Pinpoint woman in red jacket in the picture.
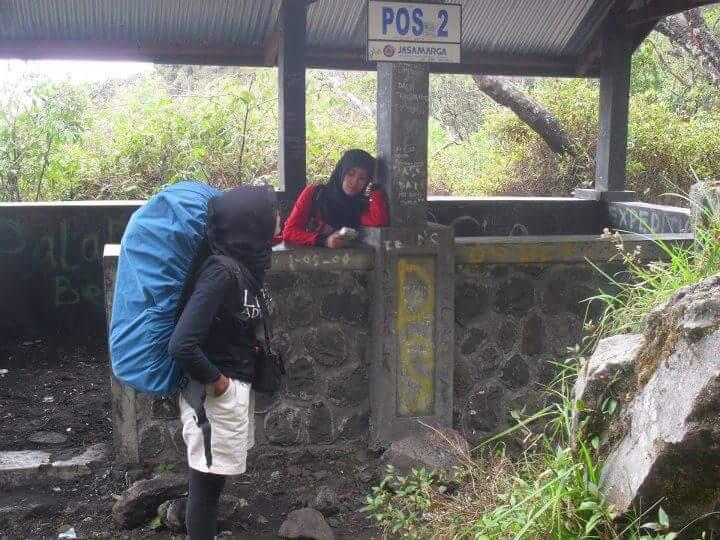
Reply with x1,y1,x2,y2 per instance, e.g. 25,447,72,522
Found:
282,149,388,248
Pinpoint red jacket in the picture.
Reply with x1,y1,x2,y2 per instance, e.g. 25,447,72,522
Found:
282,184,388,246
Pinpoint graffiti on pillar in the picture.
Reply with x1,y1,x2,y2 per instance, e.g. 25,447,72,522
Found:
396,256,436,416
393,152,426,207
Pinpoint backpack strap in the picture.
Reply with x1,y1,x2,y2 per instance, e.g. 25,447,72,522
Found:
175,237,211,324
178,377,213,468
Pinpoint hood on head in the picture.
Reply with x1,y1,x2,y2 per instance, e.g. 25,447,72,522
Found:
206,185,277,282
330,149,376,192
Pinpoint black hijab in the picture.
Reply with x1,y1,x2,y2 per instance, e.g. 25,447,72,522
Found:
205,185,278,288
316,149,376,229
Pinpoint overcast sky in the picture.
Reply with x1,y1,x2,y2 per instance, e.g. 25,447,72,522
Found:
1,59,153,83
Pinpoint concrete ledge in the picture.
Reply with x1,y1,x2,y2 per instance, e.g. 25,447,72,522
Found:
606,201,691,234
270,244,374,272
455,234,693,264
103,244,375,273
108,233,695,269
0,444,109,488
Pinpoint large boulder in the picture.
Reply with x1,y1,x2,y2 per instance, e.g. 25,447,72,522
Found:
112,474,188,529
571,334,644,442
597,275,720,528
279,508,335,540
380,427,470,478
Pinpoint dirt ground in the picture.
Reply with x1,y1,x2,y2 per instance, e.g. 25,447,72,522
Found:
0,338,381,539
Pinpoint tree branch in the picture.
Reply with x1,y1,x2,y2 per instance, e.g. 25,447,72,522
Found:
647,38,691,86
472,75,576,157
684,7,720,78
655,12,720,89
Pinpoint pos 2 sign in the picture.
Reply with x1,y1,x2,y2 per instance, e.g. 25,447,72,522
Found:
367,1,462,64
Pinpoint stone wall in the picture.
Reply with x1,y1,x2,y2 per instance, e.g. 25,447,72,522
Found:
453,262,609,445
127,268,372,462
450,235,691,446
2,197,618,339
105,245,374,464
105,235,693,463
259,269,371,447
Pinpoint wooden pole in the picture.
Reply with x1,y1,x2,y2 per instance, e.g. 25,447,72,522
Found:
278,0,307,212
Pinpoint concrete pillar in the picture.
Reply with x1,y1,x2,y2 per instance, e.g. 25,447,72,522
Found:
376,63,429,227
365,63,454,448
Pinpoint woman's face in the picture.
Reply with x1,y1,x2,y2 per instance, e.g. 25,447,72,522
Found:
341,166,370,197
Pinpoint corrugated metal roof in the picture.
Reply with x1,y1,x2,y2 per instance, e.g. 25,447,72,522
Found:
0,0,279,46
461,0,599,55
0,0,628,74
304,0,605,57
307,0,366,49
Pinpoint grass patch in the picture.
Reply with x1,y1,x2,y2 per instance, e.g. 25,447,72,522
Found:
362,353,694,538
363,196,720,539
589,198,720,338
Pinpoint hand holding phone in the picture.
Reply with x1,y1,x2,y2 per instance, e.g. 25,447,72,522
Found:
337,227,358,241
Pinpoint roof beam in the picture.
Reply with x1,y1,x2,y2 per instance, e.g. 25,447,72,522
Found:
630,20,661,51
577,32,604,75
571,0,625,76
624,0,717,27
303,48,593,77
264,0,316,66
0,42,594,77
264,24,280,66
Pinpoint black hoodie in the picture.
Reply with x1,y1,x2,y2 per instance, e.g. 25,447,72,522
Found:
168,185,277,384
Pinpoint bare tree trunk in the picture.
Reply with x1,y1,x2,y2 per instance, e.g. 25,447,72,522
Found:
684,8,720,79
655,11,720,89
472,75,576,156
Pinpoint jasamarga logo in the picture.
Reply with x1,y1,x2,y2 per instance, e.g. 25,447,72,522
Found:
398,45,447,57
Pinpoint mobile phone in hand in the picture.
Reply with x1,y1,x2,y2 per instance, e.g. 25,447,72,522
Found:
337,227,358,241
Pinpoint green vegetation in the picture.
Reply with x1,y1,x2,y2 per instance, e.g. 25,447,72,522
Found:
1,7,719,202
591,201,720,337
362,352,687,539
362,202,720,539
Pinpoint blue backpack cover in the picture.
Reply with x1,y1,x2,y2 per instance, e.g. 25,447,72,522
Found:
109,181,221,395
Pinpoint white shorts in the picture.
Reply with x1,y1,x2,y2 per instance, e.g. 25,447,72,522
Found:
179,378,255,475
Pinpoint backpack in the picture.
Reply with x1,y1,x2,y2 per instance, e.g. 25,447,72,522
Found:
109,181,221,396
